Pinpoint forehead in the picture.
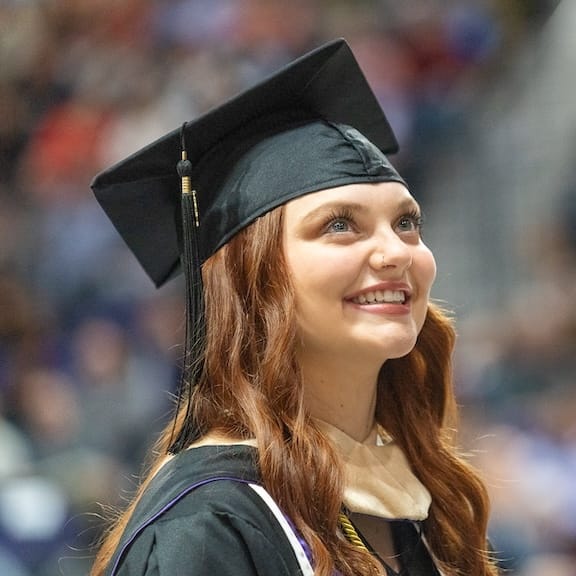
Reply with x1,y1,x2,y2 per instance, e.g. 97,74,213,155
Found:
283,181,417,217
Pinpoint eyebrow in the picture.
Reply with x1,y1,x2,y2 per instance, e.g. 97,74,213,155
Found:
395,197,422,213
300,197,421,224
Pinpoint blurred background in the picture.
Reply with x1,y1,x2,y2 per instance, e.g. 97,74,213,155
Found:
0,0,574,574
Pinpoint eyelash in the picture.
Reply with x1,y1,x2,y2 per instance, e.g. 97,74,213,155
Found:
397,209,424,233
322,208,424,235
322,208,357,233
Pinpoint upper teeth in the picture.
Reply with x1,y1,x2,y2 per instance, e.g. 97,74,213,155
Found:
353,290,406,304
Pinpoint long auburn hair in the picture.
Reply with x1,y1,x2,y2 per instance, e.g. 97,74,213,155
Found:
91,206,498,576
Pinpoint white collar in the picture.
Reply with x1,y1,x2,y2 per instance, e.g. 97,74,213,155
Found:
316,420,431,521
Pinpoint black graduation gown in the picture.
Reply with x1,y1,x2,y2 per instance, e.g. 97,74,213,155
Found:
106,445,303,575
104,445,440,576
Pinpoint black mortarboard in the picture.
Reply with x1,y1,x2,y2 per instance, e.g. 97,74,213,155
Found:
91,38,405,451
92,38,403,287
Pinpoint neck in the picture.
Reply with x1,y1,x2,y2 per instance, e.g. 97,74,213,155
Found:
300,352,382,442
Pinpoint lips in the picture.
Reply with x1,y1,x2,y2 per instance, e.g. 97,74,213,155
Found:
345,283,412,306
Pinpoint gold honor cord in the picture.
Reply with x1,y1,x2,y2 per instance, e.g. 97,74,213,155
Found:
338,513,370,553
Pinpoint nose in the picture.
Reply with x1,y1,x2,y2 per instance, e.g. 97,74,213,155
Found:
368,231,413,273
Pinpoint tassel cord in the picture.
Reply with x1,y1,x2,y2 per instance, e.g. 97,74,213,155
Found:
169,138,204,453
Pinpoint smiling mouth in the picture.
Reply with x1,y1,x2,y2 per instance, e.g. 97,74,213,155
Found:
350,290,407,305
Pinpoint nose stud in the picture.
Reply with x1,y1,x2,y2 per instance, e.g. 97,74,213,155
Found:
381,255,394,269
380,254,412,270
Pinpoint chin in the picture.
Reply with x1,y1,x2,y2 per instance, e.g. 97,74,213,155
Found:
346,337,417,368
376,332,420,361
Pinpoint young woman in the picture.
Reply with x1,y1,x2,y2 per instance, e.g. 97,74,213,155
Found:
90,39,499,576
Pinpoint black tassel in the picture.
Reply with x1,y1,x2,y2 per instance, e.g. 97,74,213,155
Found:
168,125,205,453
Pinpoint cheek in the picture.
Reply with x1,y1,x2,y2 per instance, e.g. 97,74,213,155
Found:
416,245,437,292
287,245,359,297
413,248,436,329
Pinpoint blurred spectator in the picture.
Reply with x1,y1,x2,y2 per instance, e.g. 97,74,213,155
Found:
71,315,172,464
0,474,72,576
0,273,45,391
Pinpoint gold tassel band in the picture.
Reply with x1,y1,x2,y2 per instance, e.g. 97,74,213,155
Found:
180,151,192,194
177,149,199,228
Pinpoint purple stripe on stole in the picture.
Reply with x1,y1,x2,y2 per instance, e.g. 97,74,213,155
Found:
280,513,342,576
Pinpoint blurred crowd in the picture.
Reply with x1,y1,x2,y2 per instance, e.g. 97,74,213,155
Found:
0,1,573,575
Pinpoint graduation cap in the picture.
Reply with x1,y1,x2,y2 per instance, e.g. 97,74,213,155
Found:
91,38,405,451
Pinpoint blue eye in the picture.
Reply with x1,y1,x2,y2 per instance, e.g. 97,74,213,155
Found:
323,208,356,234
396,212,424,233
327,219,352,233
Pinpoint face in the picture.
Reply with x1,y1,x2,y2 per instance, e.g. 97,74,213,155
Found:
283,182,436,367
